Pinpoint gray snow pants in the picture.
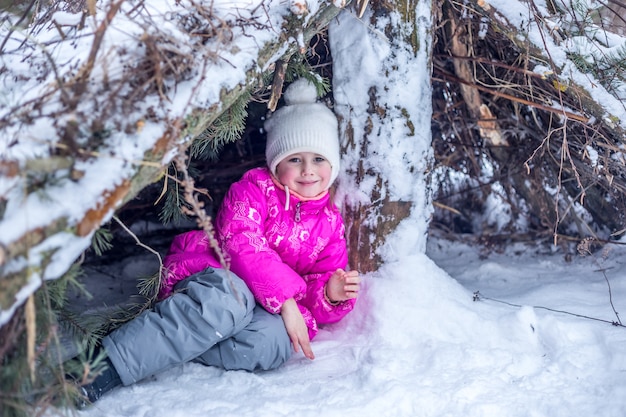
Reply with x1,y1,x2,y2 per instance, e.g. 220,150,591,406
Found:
102,268,292,386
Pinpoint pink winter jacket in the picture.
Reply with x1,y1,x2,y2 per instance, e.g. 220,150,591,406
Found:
158,167,356,339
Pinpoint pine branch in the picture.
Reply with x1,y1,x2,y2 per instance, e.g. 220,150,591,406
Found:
91,227,113,257
158,162,203,225
191,90,252,160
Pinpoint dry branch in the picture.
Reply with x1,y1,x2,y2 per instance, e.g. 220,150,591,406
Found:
445,3,507,146
433,71,591,123
432,0,626,247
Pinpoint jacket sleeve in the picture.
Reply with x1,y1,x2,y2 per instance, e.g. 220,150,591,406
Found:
300,216,356,324
216,180,306,314
159,230,221,299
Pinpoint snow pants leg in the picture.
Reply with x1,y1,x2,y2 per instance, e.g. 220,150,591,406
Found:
193,305,292,371
102,267,256,386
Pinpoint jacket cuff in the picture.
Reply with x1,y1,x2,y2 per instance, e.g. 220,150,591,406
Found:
323,283,341,306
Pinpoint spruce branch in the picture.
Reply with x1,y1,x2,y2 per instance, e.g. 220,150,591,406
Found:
91,227,113,257
191,89,251,160
158,162,202,225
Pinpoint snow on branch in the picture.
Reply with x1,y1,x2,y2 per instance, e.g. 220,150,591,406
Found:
484,0,626,126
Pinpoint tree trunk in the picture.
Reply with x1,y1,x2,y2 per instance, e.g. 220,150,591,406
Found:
329,1,435,273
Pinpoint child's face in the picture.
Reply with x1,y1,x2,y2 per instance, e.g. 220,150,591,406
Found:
275,152,332,198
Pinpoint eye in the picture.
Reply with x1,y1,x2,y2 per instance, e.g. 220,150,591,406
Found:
287,157,301,163
314,156,326,163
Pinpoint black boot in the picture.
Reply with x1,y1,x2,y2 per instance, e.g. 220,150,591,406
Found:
79,356,122,405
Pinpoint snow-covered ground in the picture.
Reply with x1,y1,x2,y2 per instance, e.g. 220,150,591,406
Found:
70,236,626,417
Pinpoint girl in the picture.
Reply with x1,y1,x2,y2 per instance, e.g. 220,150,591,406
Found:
78,78,361,404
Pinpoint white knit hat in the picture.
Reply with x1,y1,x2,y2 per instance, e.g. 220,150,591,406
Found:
264,78,340,187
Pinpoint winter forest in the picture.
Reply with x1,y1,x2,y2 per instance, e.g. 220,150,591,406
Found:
2,0,626,416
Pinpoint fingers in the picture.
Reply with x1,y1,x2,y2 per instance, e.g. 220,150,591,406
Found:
342,270,361,299
343,269,358,278
281,298,315,360
288,329,315,360
300,337,315,360
289,334,301,354
331,268,345,282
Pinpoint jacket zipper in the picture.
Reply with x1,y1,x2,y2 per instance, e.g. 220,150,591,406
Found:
295,202,301,222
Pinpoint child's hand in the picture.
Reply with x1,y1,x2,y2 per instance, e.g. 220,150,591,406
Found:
325,269,360,303
280,298,315,360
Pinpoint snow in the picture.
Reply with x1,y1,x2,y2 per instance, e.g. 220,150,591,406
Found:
69,237,626,417
2,0,626,415
52,11,83,26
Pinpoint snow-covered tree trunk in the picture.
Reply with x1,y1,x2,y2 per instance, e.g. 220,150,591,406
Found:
329,2,434,272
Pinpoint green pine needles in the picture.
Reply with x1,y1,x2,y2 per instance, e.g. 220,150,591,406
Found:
91,227,113,257
191,89,252,161
568,43,626,94
285,55,331,97
159,162,200,225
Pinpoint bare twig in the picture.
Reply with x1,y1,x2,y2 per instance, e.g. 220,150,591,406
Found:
0,0,37,53
577,239,622,325
75,0,124,85
473,290,625,328
268,59,286,112
112,215,163,270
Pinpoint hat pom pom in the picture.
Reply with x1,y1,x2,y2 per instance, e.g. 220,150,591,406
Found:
283,78,318,105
